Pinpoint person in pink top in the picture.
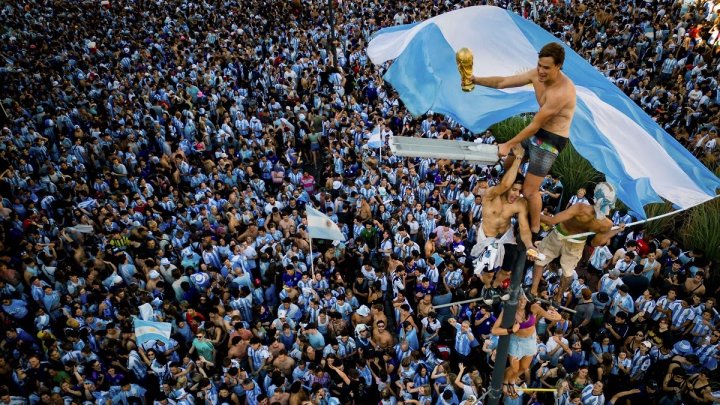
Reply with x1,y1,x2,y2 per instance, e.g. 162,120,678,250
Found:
301,171,316,194
491,292,561,398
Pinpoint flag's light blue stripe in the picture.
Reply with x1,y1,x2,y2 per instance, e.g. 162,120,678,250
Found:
307,226,344,241
134,318,172,345
373,7,719,218
368,127,382,148
306,206,346,241
382,22,538,131
506,10,720,201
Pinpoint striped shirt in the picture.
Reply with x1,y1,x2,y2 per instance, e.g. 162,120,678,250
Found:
454,324,475,356
670,303,695,329
248,345,271,371
696,343,718,367
422,218,437,240
629,350,652,379
128,350,148,379
598,275,623,297
581,385,605,405
635,296,657,315
445,269,464,289
689,317,713,344
610,292,635,316
652,296,675,321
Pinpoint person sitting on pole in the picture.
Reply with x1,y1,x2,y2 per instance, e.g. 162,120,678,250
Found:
529,182,627,301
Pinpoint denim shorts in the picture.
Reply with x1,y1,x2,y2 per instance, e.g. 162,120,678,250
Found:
508,333,537,359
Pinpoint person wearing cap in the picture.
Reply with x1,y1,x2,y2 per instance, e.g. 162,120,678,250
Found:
628,340,653,381
531,182,627,299
598,268,625,298
469,143,534,297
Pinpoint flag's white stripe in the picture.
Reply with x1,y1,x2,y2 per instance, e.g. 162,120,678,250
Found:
369,7,537,80
306,206,346,241
367,20,433,64
577,89,711,208
135,325,171,336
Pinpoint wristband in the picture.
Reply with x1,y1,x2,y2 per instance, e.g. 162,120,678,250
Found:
507,328,513,335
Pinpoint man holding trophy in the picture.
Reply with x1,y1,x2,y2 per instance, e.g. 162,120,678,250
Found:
457,43,577,240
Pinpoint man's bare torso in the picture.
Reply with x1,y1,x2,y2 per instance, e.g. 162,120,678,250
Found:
561,204,612,235
482,194,526,238
532,71,576,136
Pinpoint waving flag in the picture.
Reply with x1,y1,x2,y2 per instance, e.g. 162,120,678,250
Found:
367,6,720,217
133,318,172,346
367,127,382,149
306,205,346,241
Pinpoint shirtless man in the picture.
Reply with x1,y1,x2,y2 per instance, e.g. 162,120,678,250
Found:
372,320,395,350
351,305,373,329
470,144,534,295
371,304,388,328
272,349,296,377
530,182,626,298
471,42,577,236
424,232,437,258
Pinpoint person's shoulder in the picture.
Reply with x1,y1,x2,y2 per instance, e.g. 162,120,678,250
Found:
560,72,576,87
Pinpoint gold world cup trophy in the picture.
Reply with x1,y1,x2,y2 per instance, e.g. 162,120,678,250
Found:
456,47,475,92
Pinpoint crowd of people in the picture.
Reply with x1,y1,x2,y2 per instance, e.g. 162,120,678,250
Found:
0,0,719,404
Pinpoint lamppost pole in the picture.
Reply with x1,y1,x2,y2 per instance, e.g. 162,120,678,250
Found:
487,239,528,405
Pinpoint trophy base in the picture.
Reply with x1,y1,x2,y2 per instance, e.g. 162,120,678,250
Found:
461,84,475,92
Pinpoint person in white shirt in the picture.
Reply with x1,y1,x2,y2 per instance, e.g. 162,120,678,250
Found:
589,243,613,275
566,188,590,208
545,326,570,366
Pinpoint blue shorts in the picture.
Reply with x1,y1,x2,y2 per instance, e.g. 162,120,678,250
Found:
508,333,537,359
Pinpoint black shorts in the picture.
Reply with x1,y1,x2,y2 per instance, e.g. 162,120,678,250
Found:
522,128,569,177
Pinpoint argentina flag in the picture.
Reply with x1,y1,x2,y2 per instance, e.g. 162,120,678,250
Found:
133,318,172,346
306,205,346,241
367,6,720,218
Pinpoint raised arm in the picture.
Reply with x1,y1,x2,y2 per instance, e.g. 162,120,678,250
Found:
539,203,582,226
532,302,562,322
472,69,534,89
485,144,525,200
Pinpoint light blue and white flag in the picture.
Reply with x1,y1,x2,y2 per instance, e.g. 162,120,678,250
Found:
367,6,720,217
133,318,172,346
367,127,382,149
138,303,154,321
306,205,346,241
